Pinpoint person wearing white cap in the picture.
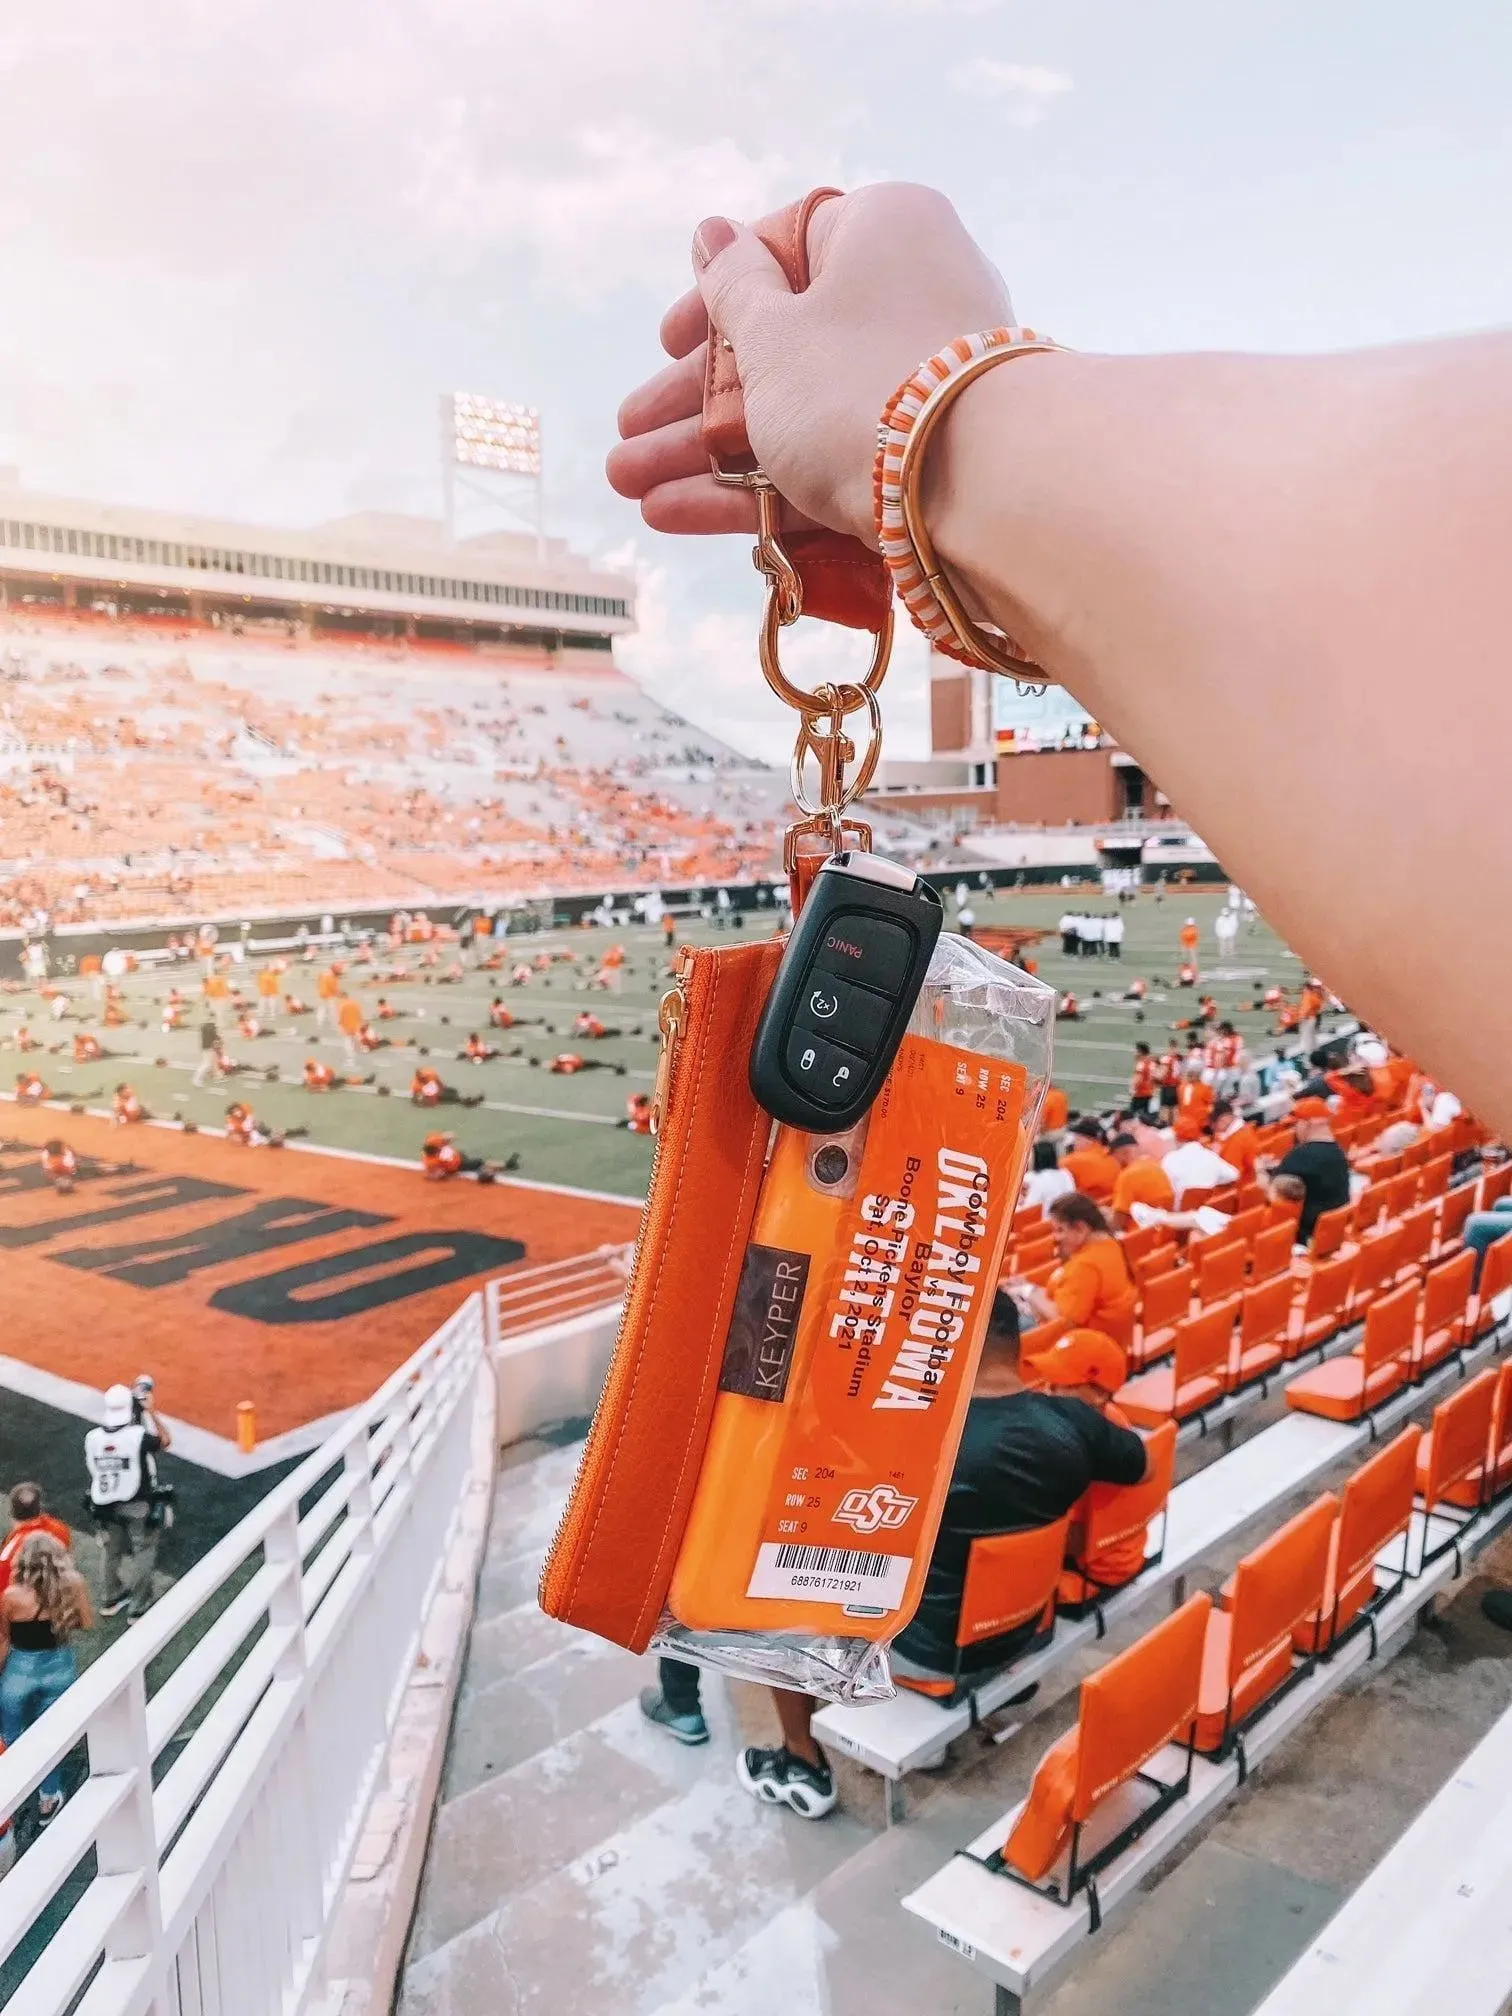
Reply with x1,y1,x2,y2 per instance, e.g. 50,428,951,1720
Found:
84,1381,172,1620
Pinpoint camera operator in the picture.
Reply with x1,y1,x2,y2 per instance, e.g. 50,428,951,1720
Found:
84,1378,174,1621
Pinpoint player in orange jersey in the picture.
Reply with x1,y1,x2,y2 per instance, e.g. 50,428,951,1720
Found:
113,1084,148,1125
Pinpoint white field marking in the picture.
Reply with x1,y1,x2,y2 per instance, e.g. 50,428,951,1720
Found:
0,1350,345,1477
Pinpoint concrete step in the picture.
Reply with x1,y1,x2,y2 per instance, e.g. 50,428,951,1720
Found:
646,1784,1009,2016
400,1754,879,2016
413,1688,735,1960
443,1630,647,1798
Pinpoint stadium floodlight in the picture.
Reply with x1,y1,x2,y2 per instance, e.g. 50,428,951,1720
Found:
449,394,541,477
441,393,544,552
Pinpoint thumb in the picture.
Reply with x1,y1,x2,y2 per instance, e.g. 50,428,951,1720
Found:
692,217,791,345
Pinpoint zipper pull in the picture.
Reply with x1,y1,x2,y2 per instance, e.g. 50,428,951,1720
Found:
650,949,694,1134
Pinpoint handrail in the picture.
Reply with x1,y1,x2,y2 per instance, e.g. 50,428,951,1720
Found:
0,1289,489,2016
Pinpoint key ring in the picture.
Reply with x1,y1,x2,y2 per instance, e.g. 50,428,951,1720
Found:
713,467,894,717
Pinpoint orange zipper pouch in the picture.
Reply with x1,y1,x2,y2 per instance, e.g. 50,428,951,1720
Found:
540,938,782,1652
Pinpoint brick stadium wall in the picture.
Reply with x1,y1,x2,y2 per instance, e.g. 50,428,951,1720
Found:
994,748,1121,826
930,672,973,753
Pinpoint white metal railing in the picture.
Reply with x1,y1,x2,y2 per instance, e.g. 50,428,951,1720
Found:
0,1288,489,2016
486,1242,631,1340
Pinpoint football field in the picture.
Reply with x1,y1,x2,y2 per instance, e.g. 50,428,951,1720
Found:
2,885,1308,1200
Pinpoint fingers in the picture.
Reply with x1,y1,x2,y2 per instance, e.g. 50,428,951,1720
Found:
660,287,708,360
637,476,759,536
606,413,708,502
616,344,705,444
693,220,792,344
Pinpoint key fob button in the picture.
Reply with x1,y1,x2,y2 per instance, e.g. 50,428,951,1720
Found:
813,913,913,994
783,1029,865,1107
794,971,892,1056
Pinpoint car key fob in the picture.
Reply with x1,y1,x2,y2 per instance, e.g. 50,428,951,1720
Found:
749,852,943,1132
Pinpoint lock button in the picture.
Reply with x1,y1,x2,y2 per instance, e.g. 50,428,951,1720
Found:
784,1028,867,1109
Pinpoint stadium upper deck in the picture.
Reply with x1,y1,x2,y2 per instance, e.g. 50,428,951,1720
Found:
0,471,632,651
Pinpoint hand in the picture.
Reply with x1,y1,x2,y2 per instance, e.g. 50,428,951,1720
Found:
607,183,1013,548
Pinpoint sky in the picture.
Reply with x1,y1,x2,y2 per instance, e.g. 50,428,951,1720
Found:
1,0,1509,762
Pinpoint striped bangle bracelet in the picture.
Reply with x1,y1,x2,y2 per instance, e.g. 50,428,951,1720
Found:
873,327,1061,678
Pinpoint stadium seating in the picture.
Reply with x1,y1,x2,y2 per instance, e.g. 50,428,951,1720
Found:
0,610,935,926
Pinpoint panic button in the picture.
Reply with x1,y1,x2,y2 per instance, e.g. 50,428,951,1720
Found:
813,913,912,996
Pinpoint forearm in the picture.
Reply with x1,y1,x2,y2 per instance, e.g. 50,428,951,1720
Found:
931,337,1512,1128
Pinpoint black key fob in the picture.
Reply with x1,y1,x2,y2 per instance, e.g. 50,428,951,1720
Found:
749,853,943,1133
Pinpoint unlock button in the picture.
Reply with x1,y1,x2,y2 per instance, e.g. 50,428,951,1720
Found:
784,1029,867,1109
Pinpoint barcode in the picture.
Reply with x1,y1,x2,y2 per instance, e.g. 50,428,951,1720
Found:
747,1540,911,1609
773,1544,892,1578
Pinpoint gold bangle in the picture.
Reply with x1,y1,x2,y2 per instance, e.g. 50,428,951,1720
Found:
896,341,1058,678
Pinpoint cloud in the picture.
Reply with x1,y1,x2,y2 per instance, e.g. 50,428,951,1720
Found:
949,58,1073,123
608,538,932,766
405,118,799,303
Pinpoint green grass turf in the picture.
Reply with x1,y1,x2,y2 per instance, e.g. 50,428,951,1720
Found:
3,887,1307,1197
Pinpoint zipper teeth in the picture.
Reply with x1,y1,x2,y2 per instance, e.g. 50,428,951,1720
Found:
537,947,697,1608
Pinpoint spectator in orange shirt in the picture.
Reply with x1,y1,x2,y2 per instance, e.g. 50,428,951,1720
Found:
1060,1120,1119,1201
256,964,282,1017
41,1140,79,1193
1180,918,1200,960
1210,1099,1261,1182
1173,1075,1216,1143
1297,978,1326,1055
72,1032,103,1063
0,1484,71,1599
622,1092,654,1134
1013,1193,1139,1358
1108,1134,1176,1227
489,998,516,1029
15,1071,47,1105
1039,1084,1070,1135
303,1058,337,1091
463,1032,498,1063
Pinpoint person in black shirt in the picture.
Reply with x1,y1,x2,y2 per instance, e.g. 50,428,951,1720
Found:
1262,1096,1353,1244
890,1300,1147,1679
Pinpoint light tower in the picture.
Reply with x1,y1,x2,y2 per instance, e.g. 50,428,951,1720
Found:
440,392,544,556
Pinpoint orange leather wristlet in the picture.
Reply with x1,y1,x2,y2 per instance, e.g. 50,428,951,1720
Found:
701,188,891,636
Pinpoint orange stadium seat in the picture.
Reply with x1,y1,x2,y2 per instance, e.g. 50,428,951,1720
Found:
1132,1264,1194,1370
1293,1428,1421,1655
1286,1280,1418,1422
1195,1495,1336,1755
896,1518,1072,1703
1003,1595,1211,1888
1118,1306,1234,1427
1415,1249,1476,1377
1288,1252,1358,1358
1057,1422,1179,1615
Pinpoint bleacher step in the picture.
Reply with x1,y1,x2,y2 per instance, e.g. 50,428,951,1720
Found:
413,1691,731,1961
400,1750,878,2016
443,1633,646,1797
646,1783,1020,2016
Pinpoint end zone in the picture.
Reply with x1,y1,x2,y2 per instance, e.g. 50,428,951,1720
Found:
0,1105,639,1466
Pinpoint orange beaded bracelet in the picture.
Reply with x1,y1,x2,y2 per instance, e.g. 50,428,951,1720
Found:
874,327,1061,678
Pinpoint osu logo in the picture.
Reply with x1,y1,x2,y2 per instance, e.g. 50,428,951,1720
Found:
834,1484,918,1536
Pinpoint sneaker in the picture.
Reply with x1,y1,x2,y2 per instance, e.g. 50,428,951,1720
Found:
37,1793,63,1825
1481,1589,1512,1633
736,1745,837,1819
99,1596,131,1618
638,1687,709,1746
